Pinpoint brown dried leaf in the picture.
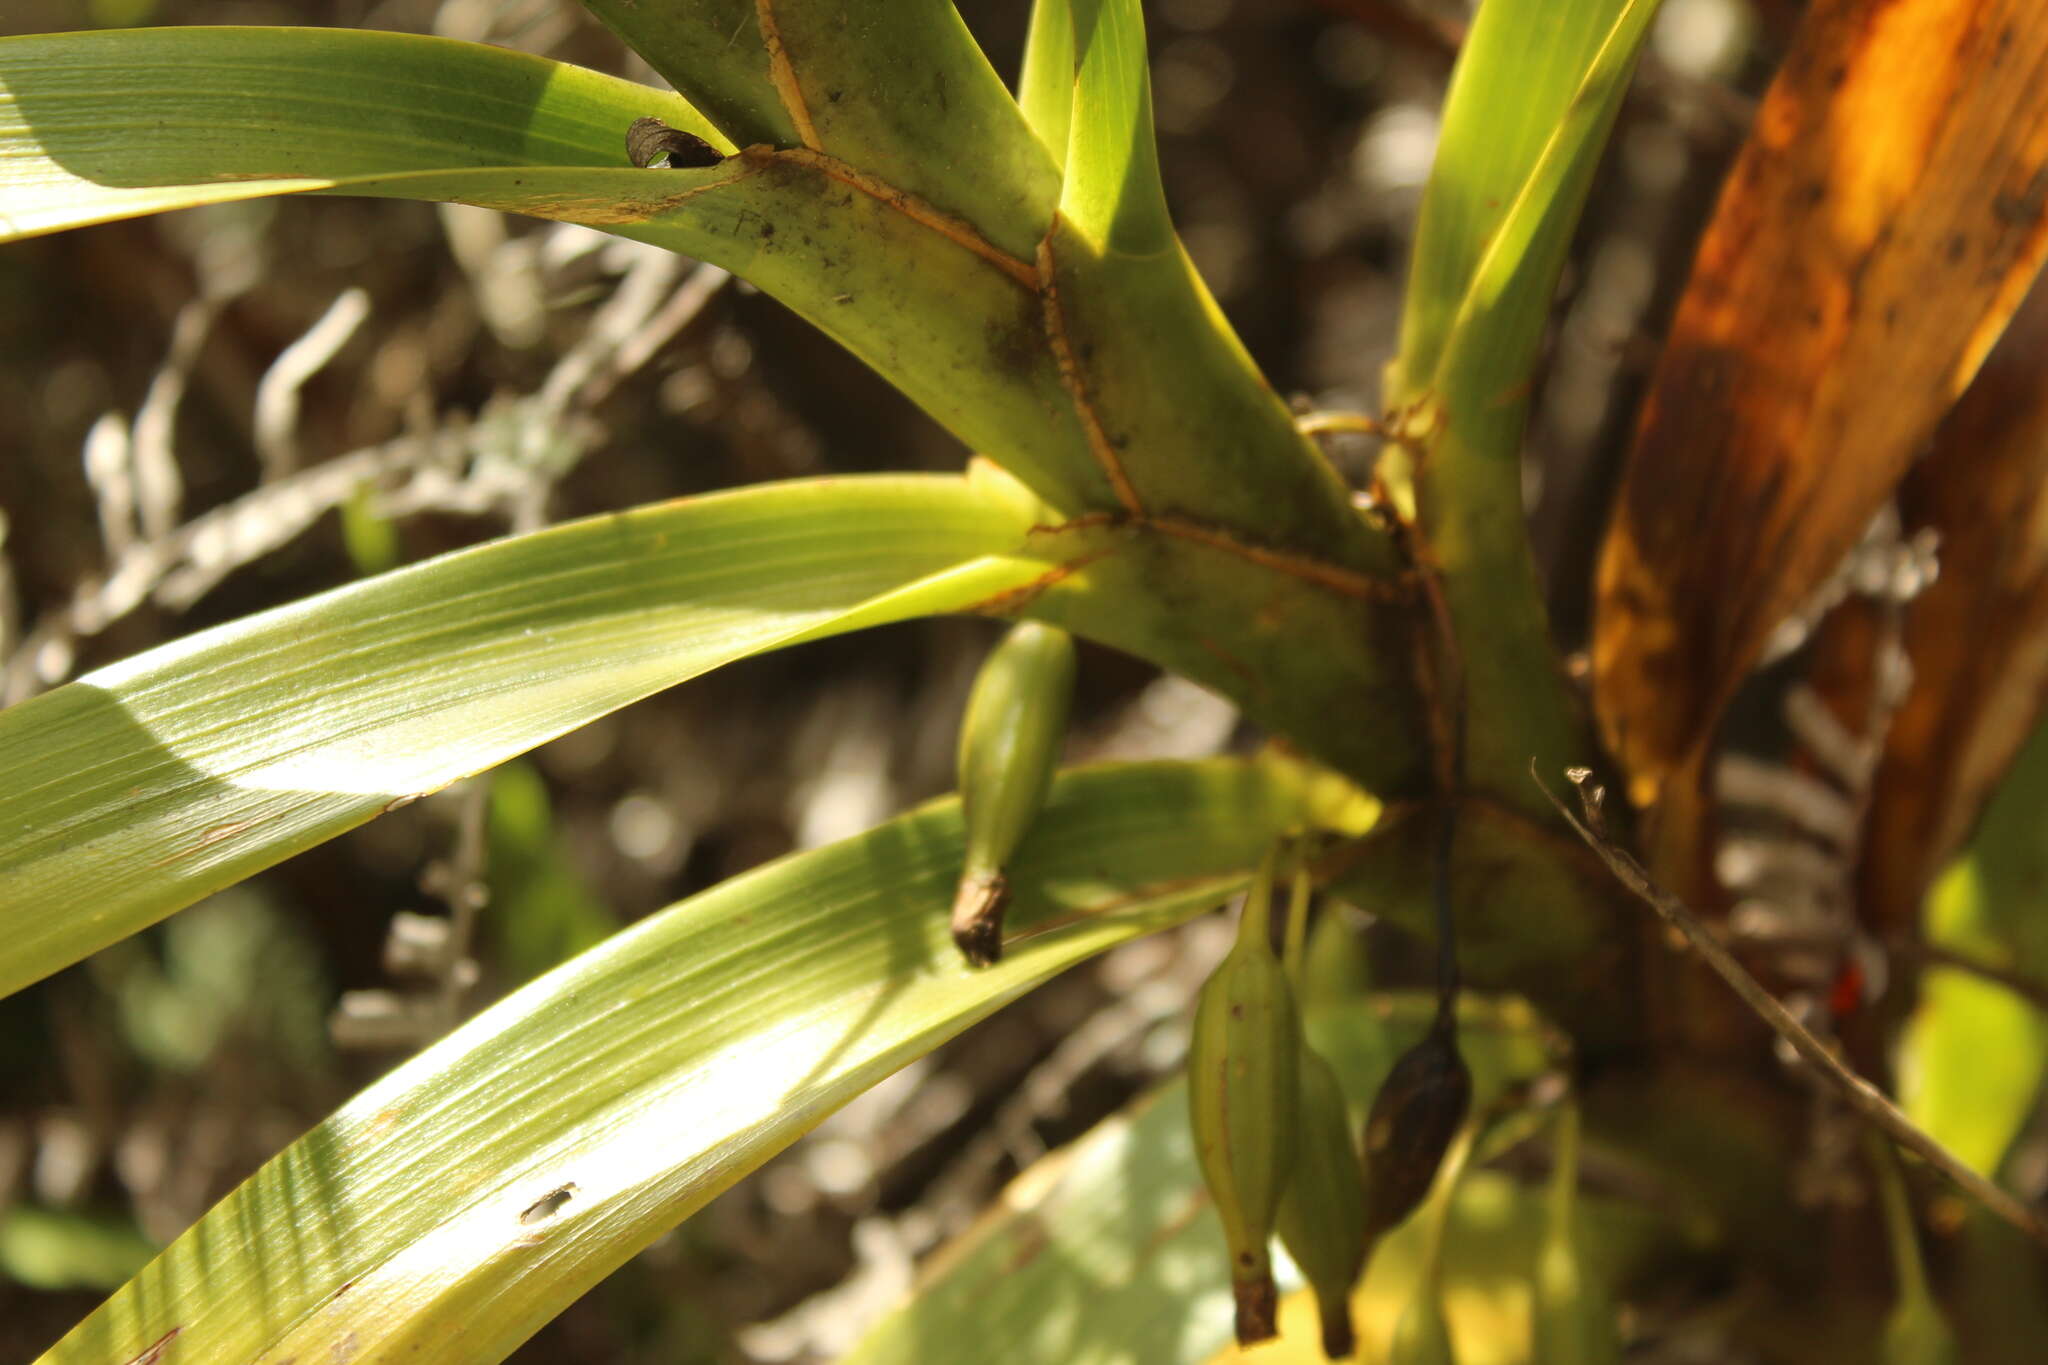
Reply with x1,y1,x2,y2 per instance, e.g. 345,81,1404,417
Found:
1858,280,2048,932
1592,0,2048,814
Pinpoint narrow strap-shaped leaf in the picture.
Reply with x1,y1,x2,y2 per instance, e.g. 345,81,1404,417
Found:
43,758,1325,1365
0,26,724,241
1017,0,1076,169
0,27,1109,508
0,474,1044,999
1382,0,1653,815
1060,0,1170,257
1391,0,1648,394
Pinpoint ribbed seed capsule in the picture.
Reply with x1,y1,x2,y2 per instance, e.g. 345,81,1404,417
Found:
950,621,1076,967
1187,860,1300,1345
1361,1009,1471,1246
1275,1042,1369,1359
1533,1104,1619,1365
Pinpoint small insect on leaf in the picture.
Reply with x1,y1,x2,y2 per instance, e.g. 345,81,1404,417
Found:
518,1182,579,1225
626,117,725,170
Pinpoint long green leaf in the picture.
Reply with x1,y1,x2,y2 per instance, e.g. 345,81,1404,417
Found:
1899,712,2048,1178
1384,0,1657,814
0,26,723,240
1391,0,1650,394
1017,0,1076,168
0,473,1046,1000
0,23,1440,817
0,27,1106,507
43,758,1330,1365
1060,0,1170,259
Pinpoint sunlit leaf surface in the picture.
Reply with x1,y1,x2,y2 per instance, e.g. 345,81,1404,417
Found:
0,474,1045,998
42,758,1333,1365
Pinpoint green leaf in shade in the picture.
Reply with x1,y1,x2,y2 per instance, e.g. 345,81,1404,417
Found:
1017,0,1076,169
43,757,1332,1365
1898,713,2048,1179
339,481,403,578
0,1207,157,1293
0,473,1047,1001
485,761,617,980
0,25,1444,804
1383,0,1656,814
1006,515,1428,798
846,995,1680,1365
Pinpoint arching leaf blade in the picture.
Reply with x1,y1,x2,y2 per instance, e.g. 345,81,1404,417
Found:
43,758,1327,1365
0,474,1044,1000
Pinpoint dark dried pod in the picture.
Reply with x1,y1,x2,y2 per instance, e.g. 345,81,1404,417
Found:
1361,1011,1471,1242
626,116,726,169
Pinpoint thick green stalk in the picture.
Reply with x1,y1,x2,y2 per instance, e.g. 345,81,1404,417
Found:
1385,0,1660,813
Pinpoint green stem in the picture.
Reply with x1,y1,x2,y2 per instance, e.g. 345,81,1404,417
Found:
1283,856,1313,984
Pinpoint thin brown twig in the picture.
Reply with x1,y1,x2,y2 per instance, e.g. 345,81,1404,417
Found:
1394,515,1467,1018
1532,761,2048,1252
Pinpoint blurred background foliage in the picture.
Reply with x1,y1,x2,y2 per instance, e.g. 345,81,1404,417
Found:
9,1,2043,1362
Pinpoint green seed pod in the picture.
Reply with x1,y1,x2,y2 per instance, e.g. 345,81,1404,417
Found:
1873,1136,1962,1365
1882,1294,1962,1365
1387,1120,1477,1365
1362,1011,1472,1244
1188,859,1300,1345
1532,1104,1619,1365
1388,1288,1457,1365
950,621,1076,967
1275,1042,1368,1359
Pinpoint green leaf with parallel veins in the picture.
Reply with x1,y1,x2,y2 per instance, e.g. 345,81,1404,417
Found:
0,473,1046,1000
1383,0,1658,815
1017,0,1077,168
44,758,1329,1365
